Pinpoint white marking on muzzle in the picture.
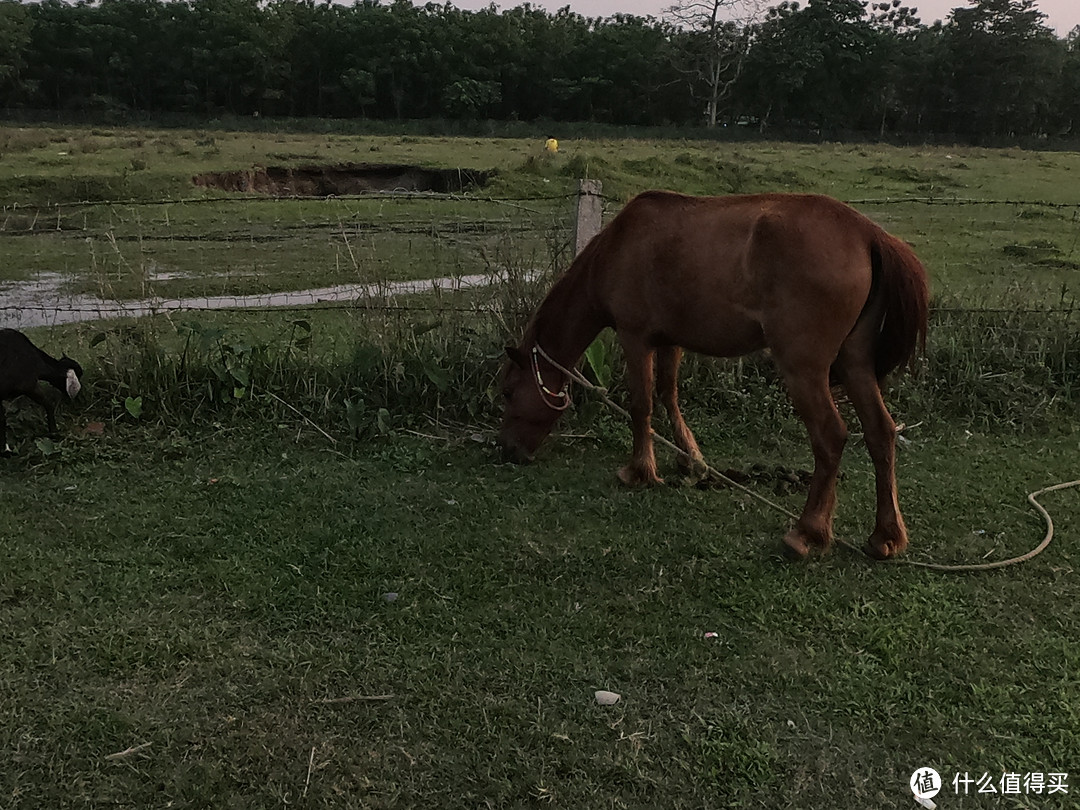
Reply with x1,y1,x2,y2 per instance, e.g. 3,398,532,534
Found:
66,368,81,398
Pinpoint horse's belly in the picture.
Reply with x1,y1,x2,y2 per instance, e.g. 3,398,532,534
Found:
607,266,766,358
657,311,765,358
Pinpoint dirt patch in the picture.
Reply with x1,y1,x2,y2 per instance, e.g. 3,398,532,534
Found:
192,163,492,196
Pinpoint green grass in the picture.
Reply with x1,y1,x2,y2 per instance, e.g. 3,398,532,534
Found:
1,416,1078,808
1,122,1079,807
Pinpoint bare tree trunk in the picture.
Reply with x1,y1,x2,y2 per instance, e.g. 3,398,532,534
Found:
664,0,763,129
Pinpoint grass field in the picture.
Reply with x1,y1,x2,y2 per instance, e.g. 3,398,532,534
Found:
1,122,1079,808
2,419,1079,808
2,125,1079,306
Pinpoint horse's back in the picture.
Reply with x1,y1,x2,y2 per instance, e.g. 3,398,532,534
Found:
589,191,886,358
602,191,885,284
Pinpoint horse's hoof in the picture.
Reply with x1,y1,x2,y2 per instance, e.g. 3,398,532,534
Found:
676,453,707,478
782,525,831,560
782,528,814,560
617,465,662,487
865,533,908,560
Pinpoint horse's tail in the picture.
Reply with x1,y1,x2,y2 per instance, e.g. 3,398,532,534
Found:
869,233,930,381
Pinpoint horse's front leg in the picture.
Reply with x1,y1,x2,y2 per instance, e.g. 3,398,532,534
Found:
616,336,662,487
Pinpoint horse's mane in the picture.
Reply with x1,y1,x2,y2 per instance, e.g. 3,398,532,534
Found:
526,221,610,344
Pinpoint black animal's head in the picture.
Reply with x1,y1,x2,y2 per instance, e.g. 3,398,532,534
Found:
60,354,83,398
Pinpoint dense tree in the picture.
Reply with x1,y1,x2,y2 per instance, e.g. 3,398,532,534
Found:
737,0,879,131
942,0,1062,139
865,1,924,136
0,1,33,102
0,0,1076,143
1060,26,1080,135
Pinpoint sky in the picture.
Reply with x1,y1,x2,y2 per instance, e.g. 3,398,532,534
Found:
442,0,1080,36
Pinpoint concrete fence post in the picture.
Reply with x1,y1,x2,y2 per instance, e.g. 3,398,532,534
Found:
573,179,603,256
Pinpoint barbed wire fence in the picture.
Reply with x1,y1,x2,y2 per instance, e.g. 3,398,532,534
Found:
1,185,1077,333
0,189,580,331
0,181,1075,437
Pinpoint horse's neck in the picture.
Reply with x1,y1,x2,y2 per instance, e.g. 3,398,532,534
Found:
530,273,603,367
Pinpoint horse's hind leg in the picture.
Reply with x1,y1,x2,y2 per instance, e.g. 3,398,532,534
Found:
617,335,662,487
656,346,704,476
837,359,909,559
777,364,848,558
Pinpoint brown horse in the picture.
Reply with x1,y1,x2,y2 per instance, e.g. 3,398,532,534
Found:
498,191,929,560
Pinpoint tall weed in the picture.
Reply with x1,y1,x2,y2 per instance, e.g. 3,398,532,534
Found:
909,294,1079,427
64,283,1079,444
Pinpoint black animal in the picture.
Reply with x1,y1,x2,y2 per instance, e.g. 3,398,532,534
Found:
0,329,83,452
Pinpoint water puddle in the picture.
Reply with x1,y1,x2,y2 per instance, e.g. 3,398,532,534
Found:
0,272,510,329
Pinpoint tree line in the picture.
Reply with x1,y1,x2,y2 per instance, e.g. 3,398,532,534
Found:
0,0,1077,141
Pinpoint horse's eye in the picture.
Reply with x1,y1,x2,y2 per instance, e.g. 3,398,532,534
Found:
502,389,513,401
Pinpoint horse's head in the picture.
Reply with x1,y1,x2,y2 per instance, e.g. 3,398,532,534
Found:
497,344,568,464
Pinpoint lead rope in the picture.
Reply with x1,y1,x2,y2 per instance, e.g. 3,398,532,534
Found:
879,479,1080,572
536,351,1080,573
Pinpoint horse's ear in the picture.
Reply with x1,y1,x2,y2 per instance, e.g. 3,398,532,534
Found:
505,346,527,368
